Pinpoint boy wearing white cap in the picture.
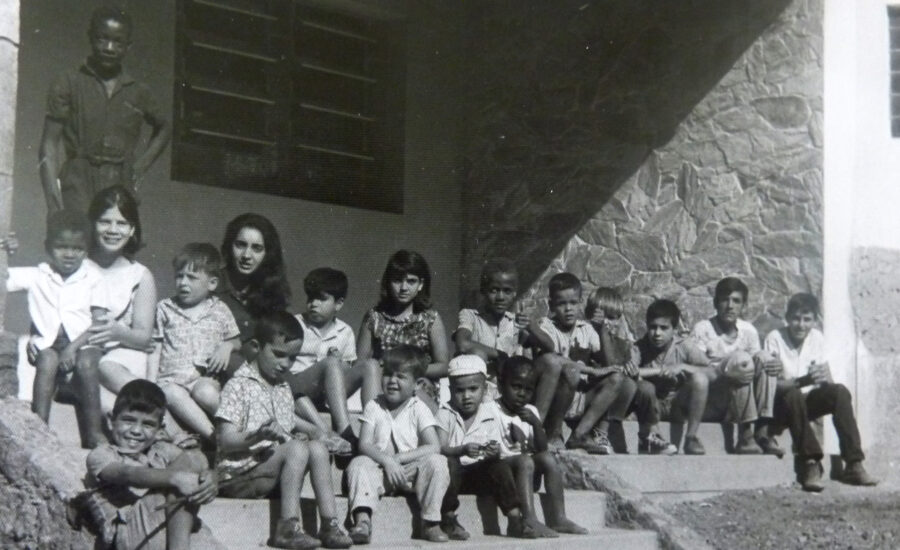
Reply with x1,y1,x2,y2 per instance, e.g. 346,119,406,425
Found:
436,355,539,539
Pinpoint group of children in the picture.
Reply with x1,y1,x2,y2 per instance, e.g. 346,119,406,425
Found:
4,206,878,549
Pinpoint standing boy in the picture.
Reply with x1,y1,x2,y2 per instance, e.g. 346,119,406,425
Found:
436,355,538,540
628,300,712,455
690,277,783,454
83,379,222,550
40,6,170,213
3,210,108,448
763,293,877,492
285,267,378,453
345,345,450,544
215,312,351,549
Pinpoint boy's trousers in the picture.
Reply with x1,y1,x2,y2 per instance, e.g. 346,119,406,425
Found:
442,456,520,516
347,454,449,522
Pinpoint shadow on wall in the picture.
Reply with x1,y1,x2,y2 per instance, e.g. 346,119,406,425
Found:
460,0,795,302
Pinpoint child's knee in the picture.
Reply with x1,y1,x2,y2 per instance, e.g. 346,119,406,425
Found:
191,382,219,406
307,439,329,460
536,354,564,376
75,354,99,374
421,453,448,474
171,449,209,472
690,371,709,392
562,363,581,386
533,451,556,470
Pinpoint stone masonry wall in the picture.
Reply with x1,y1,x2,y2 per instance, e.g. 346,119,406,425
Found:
462,0,822,336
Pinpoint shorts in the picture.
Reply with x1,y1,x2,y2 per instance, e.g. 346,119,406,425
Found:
112,491,221,550
218,466,279,499
100,347,150,378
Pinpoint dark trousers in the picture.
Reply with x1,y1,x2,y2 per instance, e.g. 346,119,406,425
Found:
772,383,864,464
442,456,520,515
627,379,660,440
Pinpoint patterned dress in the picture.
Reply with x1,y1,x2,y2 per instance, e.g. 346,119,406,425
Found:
365,308,439,361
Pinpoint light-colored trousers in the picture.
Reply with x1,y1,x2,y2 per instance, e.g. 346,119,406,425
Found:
346,454,449,522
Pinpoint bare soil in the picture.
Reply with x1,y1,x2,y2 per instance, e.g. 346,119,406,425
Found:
666,483,900,549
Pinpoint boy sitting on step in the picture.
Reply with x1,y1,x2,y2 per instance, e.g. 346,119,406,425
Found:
436,354,544,540
628,300,712,455
215,312,351,549
345,345,451,544
496,356,587,537
83,379,221,550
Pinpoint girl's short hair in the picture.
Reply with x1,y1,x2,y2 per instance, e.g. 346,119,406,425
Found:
785,293,820,319
220,213,291,315
381,345,427,379
87,185,143,257
714,277,749,304
173,243,223,279
585,287,624,320
113,379,166,420
480,258,518,292
498,355,538,384
377,250,432,313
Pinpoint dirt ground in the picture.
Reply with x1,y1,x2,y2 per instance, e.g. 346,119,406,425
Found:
665,483,900,549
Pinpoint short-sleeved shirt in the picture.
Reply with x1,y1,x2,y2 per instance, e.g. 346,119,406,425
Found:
217,289,257,344
7,260,108,349
629,335,709,398
215,363,296,477
359,395,437,454
154,296,239,386
290,314,357,373
456,308,521,357
47,63,165,165
690,318,760,368
495,401,540,458
435,400,506,466
537,317,601,359
365,308,439,361
764,327,826,393
85,440,183,534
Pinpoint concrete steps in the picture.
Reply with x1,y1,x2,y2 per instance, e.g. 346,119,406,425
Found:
198,491,658,550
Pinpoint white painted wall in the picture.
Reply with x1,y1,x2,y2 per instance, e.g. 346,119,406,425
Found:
824,0,900,451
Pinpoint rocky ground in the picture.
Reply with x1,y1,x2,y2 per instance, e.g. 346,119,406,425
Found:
666,482,900,549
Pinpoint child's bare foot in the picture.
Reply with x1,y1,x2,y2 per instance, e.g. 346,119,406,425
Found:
507,516,538,539
548,518,588,535
529,519,559,538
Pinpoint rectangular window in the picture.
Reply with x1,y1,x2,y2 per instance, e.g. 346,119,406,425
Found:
172,0,406,212
889,5,900,136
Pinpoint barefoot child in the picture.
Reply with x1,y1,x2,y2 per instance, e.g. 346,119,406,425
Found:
436,355,538,540
285,267,378,453
151,243,240,441
83,379,220,550
3,210,108,448
763,293,877,492
346,345,450,544
215,312,351,549
496,357,587,537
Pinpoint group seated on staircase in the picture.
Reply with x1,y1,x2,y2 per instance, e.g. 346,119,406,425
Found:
3,189,876,549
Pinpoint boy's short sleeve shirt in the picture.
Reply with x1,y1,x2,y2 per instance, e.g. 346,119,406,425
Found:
47,65,166,165
435,400,505,465
537,316,601,358
290,314,357,373
457,308,521,356
764,327,826,392
215,363,296,477
85,440,183,533
360,396,437,454
690,318,760,366
493,402,538,458
154,296,240,384
7,260,108,349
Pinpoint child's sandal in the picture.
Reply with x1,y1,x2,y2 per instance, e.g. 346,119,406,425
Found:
348,518,371,545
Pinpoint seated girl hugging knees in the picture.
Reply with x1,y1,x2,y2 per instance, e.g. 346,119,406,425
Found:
82,379,220,550
357,250,450,411
150,243,240,442
531,273,634,454
345,345,450,544
454,259,540,398
283,267,379,456
437,355,543,540
571,287,677,456
215,312,351,550
3,209,108,448
495,357,587,537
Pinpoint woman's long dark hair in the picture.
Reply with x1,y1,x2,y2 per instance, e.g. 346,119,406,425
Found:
220,213,291,315
376,250,432,314
87,185,143,258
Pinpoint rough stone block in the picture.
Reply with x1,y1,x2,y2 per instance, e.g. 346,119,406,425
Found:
752,230,822,258
586,248,633,288
0,332,16,398
618,232,668,271
751,95,810,128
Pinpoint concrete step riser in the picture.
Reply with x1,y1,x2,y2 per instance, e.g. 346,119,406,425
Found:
200,491,608,547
